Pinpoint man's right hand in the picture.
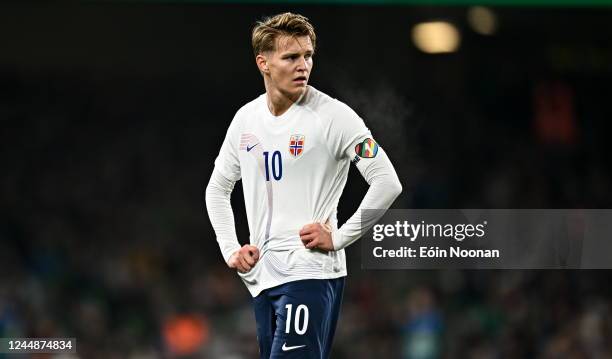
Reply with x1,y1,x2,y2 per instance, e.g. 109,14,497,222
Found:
227,245,260,273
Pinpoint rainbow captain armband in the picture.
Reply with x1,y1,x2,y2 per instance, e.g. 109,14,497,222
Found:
355,138,379,158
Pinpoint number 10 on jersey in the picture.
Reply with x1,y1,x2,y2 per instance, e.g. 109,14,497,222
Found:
263,151,282,181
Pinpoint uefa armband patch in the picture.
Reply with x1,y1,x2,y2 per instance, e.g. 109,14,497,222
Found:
355,138,378,158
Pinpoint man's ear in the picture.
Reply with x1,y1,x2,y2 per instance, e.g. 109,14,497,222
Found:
256,54,269,73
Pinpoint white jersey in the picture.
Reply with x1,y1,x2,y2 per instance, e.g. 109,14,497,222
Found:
214,86,372,297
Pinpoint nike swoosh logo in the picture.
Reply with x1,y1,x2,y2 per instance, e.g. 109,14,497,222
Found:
246,143,259,152
282,343,306,351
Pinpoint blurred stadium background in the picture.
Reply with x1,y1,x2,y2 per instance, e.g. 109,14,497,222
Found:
2,1,612,358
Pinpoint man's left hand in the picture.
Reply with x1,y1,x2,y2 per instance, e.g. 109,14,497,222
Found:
299,222,334,251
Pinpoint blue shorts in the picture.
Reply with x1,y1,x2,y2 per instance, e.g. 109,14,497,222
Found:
253,278,345,359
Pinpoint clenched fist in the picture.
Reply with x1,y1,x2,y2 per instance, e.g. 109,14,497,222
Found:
299,222,334,251
228,245,260,273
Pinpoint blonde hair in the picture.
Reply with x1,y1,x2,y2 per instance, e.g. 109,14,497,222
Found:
251,12,316,56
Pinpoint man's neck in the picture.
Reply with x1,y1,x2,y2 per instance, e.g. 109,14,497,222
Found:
265,86,304,117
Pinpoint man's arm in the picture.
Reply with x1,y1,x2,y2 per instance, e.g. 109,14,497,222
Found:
299,99,401,251
299,145,402,250
332,145,402,249
205,168,259,272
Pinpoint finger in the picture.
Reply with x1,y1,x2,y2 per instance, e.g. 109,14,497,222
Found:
299,224,317,236
249,247,260,262
299,232,316,241
238,255,252,272
245,246,259,264
238,249,251,265
301,227,320,237
234,261,245,273
245,245,259,254
243,251,255,266
305,238,319,249
240,248,257,258
301,239,314,247
233,256,246,272
301,234,317,246
241,255,252,271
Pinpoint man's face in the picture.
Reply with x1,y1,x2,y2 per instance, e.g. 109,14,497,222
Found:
264,35,314,99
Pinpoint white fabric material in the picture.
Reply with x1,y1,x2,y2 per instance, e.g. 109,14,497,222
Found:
205,169,241,263
206,86,401,297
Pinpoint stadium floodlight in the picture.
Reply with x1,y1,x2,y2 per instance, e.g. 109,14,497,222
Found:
412,21,461,54
467,6,498,35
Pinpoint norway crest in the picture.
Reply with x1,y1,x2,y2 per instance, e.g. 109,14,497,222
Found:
289,134,305,157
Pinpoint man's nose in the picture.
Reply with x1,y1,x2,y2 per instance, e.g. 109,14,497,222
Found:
296,56,308,71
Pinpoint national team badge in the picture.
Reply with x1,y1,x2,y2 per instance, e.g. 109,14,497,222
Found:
289,134,305,157
355,138,379,158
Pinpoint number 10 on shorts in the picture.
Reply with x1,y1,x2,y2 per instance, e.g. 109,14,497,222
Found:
285,304,309,335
